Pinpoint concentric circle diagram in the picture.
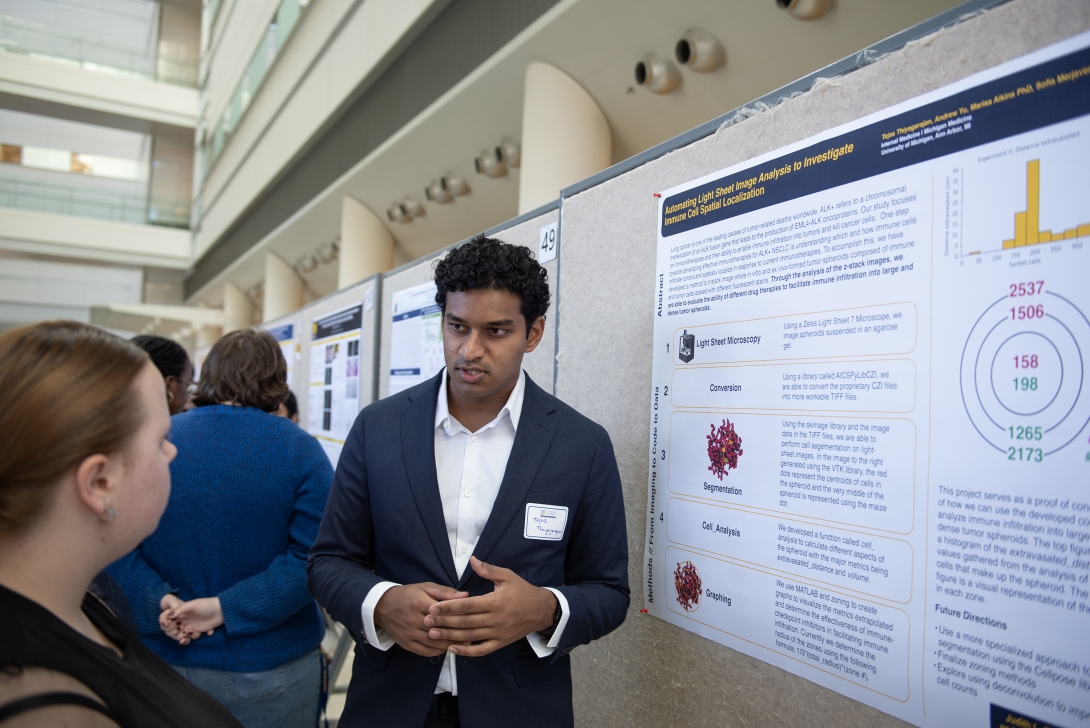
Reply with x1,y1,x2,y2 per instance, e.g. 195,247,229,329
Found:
960,291,1090,456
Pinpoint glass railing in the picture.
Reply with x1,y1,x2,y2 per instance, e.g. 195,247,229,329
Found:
0,178,191,229
208,0,224,29
0,15,198,88
201,0,309,176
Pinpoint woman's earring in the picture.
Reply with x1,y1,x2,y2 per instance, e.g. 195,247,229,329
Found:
93,505,116,524
167,390,174,403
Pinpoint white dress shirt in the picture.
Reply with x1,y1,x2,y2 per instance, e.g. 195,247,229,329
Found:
360,369,570,695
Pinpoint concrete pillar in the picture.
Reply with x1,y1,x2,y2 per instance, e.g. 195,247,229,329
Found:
339,196,394,290
196,324,222,347
518,62,612,214
263,252,305,321
223,281,253,333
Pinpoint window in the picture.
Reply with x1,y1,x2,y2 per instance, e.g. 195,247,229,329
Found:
1,144,22,165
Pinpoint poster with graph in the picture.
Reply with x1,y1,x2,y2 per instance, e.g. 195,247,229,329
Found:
647,31,1090,728
307,304,362,467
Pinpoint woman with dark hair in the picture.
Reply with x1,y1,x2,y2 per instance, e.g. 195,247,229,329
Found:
107,329,333,728
275,389,300,424
130,335,194,416
0,321,241,727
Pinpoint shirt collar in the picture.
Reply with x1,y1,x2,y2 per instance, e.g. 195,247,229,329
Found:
435,368,526,435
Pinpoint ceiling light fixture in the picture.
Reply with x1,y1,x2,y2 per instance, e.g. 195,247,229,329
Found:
425,178,454,204
634,54,681,94
675,30,725,72
776,0,832,21
387,203,411,223
422,174,470,201
317,242,338,264
388,199,425,222
474,141,519,176
293,237,340,274
499,140,520,168
474,147,507,178
403,198,425,218
446,176,470,196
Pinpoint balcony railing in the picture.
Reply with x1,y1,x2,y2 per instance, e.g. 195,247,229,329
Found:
0,178,191,229
0,15,198,88
201,0,310,176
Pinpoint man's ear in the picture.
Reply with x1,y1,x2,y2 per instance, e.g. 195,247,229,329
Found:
74,453,120,520
524,316,546,353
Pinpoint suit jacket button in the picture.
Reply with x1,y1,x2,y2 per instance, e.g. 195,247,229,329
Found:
430,655,442,665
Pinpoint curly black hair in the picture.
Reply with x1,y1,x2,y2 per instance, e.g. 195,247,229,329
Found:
131,334,190,378
433,235,550,332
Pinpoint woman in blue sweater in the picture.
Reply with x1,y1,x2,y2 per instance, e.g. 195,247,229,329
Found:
109,329,334,727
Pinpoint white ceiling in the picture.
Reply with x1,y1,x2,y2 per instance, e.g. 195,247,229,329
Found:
194,0,964,307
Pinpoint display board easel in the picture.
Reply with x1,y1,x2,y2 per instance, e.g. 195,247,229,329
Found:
377,203,560,399
298,275,381,466
261,312,305,407
552,1,1090,727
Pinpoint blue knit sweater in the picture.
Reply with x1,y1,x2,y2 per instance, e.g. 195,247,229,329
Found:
108,405,333,672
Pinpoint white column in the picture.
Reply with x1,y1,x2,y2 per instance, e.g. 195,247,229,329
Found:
518,62,612,214
196,324,222,347
223,281,253,333
339,196,394,290
263,252,304,321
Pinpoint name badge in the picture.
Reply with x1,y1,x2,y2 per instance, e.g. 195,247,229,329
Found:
524,503,569,541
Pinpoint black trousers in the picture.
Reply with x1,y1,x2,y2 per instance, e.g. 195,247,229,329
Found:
422,693,458,728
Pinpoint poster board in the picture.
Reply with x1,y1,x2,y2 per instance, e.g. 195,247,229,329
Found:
388,280,444,396
299,275,380,466
552,2,1090,727
307,304,363,464
192,343,212,383
261,313,304,402
647,32,1090,727
378,206,560,399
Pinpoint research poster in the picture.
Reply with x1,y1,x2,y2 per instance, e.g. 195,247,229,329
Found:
307,304,362,466
192,344,211,383
646,34,1090,728
265,321,295,384
389,281,444,395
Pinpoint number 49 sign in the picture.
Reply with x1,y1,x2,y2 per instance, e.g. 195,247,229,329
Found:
538,221,558,263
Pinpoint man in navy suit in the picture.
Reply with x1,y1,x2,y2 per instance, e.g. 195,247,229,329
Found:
308,236,629,728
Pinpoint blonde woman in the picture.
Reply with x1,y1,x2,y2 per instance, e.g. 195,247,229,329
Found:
0,321,240,727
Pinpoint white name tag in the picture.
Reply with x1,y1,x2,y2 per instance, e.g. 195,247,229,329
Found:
524,503,568,541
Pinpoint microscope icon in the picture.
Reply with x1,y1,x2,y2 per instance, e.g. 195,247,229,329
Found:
678,330,695,363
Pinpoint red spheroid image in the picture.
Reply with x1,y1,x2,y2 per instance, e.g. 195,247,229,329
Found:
674,560,701,612
707,418,743,480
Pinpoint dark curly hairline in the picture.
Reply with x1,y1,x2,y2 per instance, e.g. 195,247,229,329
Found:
433,235,550,333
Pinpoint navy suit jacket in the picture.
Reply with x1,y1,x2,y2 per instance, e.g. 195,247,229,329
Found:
307,372,629,728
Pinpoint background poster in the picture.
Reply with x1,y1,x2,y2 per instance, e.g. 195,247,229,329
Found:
192,344,211,383
265,321,295,384
389,281,444,395
647,33,1090,728
307,304,362,466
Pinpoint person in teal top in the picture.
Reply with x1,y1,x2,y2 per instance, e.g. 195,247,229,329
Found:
109,328,334,728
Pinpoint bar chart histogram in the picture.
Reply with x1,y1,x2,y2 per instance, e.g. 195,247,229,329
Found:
999,159,1090,250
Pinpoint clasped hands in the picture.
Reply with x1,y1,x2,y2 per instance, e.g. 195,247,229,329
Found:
374,556,557,658
158,594,224,646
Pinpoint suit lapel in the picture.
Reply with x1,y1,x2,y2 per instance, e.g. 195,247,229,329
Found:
400,373,459,585
460,376,557,589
